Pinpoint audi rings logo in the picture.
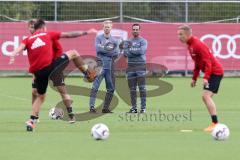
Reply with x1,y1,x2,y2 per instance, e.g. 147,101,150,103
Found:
200,34,240,59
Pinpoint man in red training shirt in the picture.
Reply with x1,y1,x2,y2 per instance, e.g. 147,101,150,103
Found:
26,19,74,124
177,25,224,132
10,19,97,131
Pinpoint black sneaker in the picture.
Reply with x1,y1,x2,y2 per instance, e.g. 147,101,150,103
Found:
102,108,113,113
128,108,137,113
89,107,97,113
140,109,146,113
68,113,76,123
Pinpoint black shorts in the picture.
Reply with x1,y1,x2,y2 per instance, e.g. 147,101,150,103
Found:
32,72,66,88
34,54,69,95
203,74,223,94
32,78,37,88
49,55,69,87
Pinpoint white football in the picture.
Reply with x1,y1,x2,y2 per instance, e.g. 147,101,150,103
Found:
211,123,230,140
91,123,110,140
49,107,64,120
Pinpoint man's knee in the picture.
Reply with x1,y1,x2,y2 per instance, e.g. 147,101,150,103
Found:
202,93,210,102
37,94,46,101
61,94,71,101
91,84,100,92
65,50,79,59
128,79,137,89
32,89,38,97
107,89,114,94
90,88,98,97
139,85,146,91
57,86,67,94
202,90,214,101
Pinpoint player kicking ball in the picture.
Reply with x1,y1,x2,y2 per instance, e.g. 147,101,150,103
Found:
10,19,79,123
177,25,224,132
10,19,96,131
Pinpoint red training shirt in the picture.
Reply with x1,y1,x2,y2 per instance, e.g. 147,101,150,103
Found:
187,36,224,81
22,31,61,73
52,39,63,60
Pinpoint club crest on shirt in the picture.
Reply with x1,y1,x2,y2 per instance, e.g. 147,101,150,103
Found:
132,42,141,48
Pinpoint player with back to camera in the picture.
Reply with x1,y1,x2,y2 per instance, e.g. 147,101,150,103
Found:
10,19,81,124
10,19,97,131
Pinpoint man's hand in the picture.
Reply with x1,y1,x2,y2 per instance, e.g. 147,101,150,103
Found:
119,40,132,50
87,28,98,34
203,78,209,88
119,41,124,50
191,80,196,88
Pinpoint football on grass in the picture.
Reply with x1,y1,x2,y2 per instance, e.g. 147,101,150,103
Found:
91,123,110,140
211,123,230,140
49,107,64,120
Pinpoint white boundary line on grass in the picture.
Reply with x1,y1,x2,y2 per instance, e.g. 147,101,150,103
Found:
0,93,52,106
0,93,30,102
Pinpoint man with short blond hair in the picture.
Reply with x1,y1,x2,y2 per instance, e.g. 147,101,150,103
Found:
89,20,120,113
177,24,224,132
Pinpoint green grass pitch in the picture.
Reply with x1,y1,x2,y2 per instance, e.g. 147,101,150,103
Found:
0,77,239,160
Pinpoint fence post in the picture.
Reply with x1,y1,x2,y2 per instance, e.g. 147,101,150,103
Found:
54,0,58,21
185,0,189,23
237,16,240,23
185,0,189,76
120,0,123,22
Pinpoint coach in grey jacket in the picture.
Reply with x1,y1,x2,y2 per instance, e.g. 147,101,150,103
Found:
89,20,119,113
122,24,148,113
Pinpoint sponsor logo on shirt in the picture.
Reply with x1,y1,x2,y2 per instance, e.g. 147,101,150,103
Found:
31,38,46,49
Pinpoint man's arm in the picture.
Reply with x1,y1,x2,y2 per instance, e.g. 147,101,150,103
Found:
192,63,200,81
9,43,26,64
60,28,97,38
197,45,212,81
95,36,108,54
95,36,119,56
123,48,134,58
112,39,121,57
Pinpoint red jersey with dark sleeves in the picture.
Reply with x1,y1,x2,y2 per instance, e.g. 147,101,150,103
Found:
22,31,61,73
187,36,224,81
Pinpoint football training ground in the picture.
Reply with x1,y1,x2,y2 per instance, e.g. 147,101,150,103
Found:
0,77,239,160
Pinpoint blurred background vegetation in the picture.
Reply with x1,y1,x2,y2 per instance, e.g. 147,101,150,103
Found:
0,1,240,23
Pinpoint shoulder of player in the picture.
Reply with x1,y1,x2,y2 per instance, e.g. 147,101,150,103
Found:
46,31,61,36
109,35,118,41
23,35,30,41
28,32,47,40
140,37,147,42
95,33,105,40
190,37,203,48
